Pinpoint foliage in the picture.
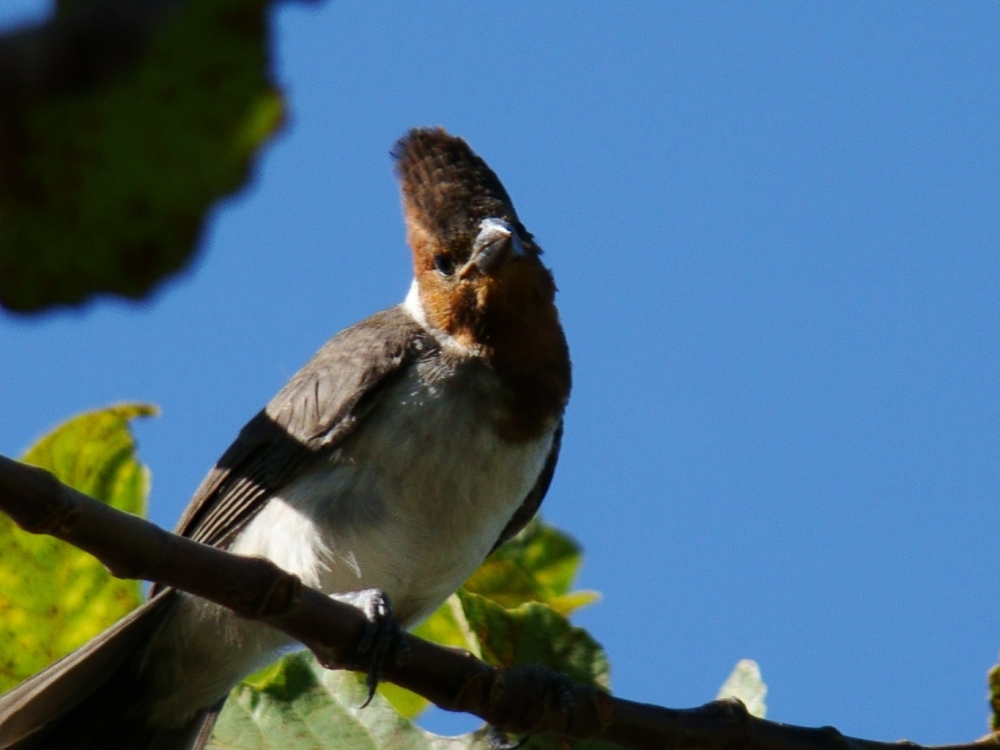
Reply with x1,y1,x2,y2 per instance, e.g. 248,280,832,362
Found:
0,0,285,312
0,403,155,691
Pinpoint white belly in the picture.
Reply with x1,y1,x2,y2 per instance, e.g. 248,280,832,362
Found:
143,364,555,726
232,365,555,622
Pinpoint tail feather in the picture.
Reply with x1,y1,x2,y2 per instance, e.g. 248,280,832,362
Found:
0,592,216,750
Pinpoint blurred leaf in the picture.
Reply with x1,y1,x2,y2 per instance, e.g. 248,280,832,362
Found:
716,659,767,719
0,403,155,691
0,0,285,312
212,652,491,749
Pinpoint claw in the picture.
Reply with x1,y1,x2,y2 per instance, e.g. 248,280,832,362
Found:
485,725,529,750
329,589,404,707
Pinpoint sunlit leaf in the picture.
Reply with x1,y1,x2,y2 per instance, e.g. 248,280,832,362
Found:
717,659,767,719
464,520,598,613
0,403,155,691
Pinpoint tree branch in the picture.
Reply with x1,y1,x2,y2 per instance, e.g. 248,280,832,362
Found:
0,453,995,750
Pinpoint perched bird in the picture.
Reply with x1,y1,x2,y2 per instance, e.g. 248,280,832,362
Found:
0,128,571,750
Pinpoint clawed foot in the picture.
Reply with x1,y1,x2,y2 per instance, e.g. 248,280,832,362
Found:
486,664,575,748
330,589,410,707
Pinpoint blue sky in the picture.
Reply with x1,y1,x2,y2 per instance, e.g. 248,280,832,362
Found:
2,1,999,742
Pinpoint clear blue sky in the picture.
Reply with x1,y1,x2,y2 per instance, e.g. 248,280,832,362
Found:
2,1,999,743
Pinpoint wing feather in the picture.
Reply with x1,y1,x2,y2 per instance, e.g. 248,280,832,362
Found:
170,307,432,550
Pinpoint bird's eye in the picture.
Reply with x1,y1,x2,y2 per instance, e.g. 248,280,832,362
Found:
433,254,455,277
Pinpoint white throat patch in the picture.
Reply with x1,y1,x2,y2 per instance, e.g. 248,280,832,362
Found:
401,279,479,355
402,279,429,328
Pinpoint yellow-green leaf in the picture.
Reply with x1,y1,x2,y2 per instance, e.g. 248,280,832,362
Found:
0,403,156,691
465,520,588,606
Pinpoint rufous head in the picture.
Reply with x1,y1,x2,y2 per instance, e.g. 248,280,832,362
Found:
393,128,557,353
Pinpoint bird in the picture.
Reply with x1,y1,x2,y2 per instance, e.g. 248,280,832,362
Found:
0,127,572,750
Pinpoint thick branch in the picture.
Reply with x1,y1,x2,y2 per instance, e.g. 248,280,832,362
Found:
0,454,995,750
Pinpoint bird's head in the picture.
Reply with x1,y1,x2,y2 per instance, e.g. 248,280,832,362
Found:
393,128,570,439
393,128,557,354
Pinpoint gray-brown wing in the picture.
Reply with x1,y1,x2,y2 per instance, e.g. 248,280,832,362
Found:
490,421,563,553
172,306,433,549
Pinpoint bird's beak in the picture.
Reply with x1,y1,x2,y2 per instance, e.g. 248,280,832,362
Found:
459,218,523,279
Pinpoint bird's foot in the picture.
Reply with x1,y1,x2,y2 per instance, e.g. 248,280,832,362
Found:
486,664,576,748
330,588,410,707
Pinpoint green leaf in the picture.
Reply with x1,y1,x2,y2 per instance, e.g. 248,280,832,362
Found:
716,659,767,719
0,0,285,312
211,652,491,750
0,403,156,691
412,595,481,656
464,520,599,614
456,590,610,692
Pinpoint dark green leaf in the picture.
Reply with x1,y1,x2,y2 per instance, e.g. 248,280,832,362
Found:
0,0,284,312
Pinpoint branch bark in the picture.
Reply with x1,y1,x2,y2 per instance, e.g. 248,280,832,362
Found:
0,453,995,750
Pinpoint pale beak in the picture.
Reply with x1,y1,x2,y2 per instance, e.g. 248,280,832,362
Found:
458,218,523,279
